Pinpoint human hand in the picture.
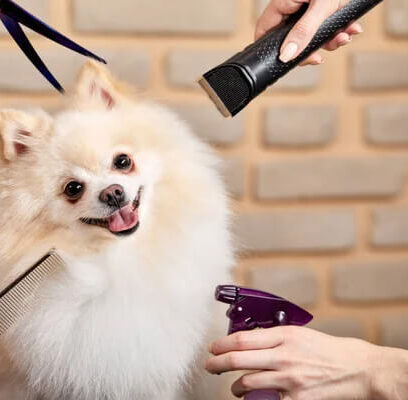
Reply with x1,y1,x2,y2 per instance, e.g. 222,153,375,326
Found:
206,326,386,399
255,0,363,65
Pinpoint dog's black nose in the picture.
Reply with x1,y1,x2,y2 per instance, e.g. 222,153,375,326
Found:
99,184,125,207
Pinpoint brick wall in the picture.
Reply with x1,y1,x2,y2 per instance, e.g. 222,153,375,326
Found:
1,0,408,389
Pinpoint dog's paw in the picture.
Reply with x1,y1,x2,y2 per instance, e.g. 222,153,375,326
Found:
0,109,52,162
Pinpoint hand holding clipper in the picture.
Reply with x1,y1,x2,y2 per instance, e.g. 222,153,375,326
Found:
199,0,383,117
215,285,313,400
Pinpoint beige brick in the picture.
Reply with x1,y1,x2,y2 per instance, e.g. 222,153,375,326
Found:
270,66,321,91
264,106,335,146
365,103,408,145
256,156,407,200
372,208,408,247
0,49,149,92
380,314,408,349
0,50,83,92
167,50,231,89
101,49,150,88
169,104,244,145
221,157,245,199
248,265,318,306
386,0,408,36
0,0,48,35
350,53,408,90
73,0,236,34
333,260,408,302
309,317,365,339
234,210,355,252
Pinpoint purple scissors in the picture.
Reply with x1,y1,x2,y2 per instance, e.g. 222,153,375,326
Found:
0,0,105,93
216,285,313,400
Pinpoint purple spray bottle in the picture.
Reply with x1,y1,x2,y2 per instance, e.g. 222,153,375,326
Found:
215,285,313,400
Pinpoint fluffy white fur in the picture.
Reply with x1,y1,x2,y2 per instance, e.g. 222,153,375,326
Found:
0,62,233,400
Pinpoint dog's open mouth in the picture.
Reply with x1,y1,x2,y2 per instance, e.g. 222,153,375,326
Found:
80,187,143,236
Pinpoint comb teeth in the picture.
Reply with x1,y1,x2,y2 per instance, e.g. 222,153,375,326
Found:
0,251,64,336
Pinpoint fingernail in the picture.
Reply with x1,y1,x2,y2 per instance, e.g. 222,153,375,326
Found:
208,343,213,353
280,42,298,63
339,37,352,46
311,56,324,65
355,25,364,34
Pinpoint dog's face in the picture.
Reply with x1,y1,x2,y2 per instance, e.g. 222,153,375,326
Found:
45,108,164,241
47,127,144,239
0,61,202,251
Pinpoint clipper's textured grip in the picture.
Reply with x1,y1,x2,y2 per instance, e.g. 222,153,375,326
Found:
256,0,382,81
200,0,383,117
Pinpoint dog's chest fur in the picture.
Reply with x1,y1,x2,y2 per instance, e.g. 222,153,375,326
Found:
0,62,234,400
6,236,228,400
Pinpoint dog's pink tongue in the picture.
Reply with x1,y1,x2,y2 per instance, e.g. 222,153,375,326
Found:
108,204,138,232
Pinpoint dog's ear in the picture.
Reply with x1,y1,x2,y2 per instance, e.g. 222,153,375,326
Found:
0,109,52,162
71,60,133,110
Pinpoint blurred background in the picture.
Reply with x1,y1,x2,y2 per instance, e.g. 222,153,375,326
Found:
1,0,408,388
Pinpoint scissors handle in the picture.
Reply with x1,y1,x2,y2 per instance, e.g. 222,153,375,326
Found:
0,0,106,92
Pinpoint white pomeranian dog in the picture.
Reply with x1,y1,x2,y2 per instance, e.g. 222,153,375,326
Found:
0,62,234,400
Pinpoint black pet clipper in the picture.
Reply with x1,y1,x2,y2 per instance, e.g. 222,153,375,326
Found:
199,0,383,117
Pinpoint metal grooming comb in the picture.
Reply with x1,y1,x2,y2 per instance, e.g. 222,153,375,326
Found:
199,0,383,117
0,250,64,336
0,0,106,93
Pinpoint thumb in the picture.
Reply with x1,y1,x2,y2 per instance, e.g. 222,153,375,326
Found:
279,0,334,63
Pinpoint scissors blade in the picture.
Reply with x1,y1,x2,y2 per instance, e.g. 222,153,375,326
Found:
0,13,64,93
0,0,106,64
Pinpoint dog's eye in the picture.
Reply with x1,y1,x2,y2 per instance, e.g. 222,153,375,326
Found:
113,154,133,171
64,181,85,200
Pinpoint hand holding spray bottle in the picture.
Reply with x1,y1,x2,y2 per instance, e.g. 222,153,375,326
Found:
215,285,313,400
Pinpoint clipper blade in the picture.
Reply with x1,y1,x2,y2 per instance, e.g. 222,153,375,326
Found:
0,250,64,336
198,64,253,118
198,77,232,118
